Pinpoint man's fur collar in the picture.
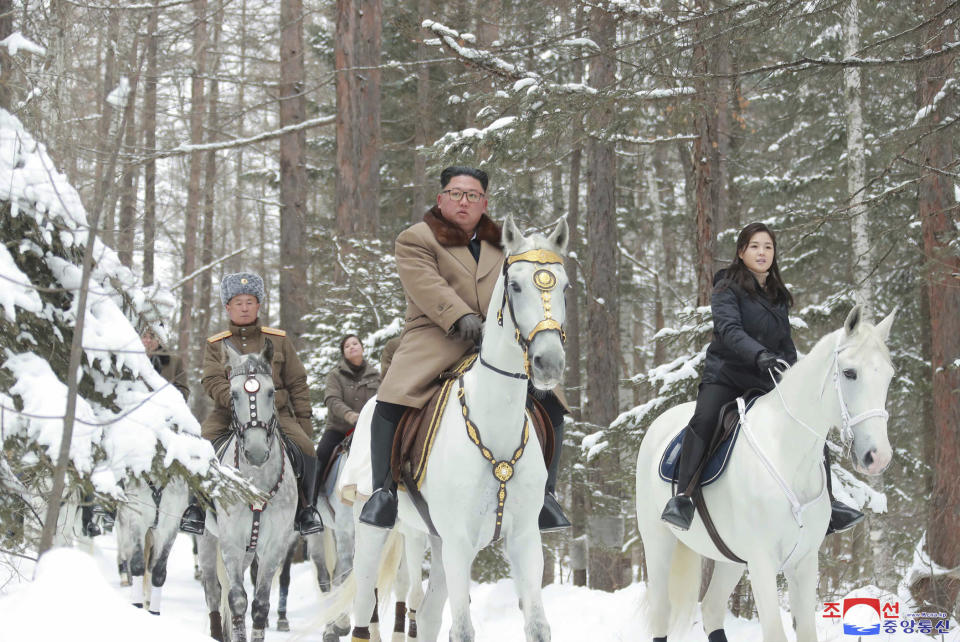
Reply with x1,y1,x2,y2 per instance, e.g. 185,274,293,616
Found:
424,206,501,247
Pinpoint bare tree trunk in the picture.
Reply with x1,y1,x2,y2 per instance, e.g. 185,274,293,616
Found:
914,0,960,611
142,0,159,286
279,0,309,343
412,0,431,223
177,0,208,374
692,0,718,305
644,155,667,366
0,0,14,110
335,0,382,241
117,22,144,267
197,6,222,343
229,0,248,275
93,8,121,247
584,4,623,592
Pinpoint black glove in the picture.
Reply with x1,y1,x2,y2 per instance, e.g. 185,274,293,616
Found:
755,350,781,375
451,313,483,345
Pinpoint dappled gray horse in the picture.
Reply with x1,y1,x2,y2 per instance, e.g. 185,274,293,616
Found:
197,340,298,642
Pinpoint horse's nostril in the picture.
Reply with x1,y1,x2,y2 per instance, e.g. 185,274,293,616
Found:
533,355,543,369
864,450,875,467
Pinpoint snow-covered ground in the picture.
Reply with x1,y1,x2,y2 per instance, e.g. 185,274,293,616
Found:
1,534,956,642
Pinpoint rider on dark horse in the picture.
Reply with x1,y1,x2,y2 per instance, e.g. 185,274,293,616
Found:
179,272,323,535
359,165,570,532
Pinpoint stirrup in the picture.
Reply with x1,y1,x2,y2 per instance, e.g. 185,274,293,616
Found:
93,506,114,533
296,508,324,535
660,494,695,530
179,506,205,535
82,519,102,538
359,488,398,529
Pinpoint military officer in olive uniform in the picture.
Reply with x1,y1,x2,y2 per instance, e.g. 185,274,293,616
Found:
179,272,323,535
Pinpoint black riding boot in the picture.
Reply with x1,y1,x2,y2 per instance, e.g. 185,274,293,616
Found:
294,454,324,535
539,416,570,532
824,445,864,534
81,496,101,537
359,404,402,529
179,494,206,535
661,429,708,530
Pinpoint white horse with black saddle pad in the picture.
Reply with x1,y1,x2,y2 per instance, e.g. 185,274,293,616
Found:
196,340,298,642
635,306,896,642
348,216,569,642
115,476,188,613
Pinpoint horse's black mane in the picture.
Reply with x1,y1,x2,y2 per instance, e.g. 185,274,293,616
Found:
229,354,272,378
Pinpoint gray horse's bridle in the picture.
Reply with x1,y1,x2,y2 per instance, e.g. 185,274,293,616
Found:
485,249,566,380
229,369,280,459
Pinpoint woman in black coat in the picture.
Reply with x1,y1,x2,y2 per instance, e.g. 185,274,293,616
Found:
660,222,863,534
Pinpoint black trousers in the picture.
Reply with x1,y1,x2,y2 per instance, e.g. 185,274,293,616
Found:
688,382,741,443
315,429,347,471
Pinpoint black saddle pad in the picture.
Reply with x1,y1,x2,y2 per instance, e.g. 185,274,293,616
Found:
658,394,761,487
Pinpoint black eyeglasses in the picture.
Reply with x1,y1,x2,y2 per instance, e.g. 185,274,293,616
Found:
441,189,485,203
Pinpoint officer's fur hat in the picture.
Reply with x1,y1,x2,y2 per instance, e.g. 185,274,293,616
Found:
220,272,265,306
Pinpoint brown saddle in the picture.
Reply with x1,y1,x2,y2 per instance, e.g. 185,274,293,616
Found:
390,354,554,491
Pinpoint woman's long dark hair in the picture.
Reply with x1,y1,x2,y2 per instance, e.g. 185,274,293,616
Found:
339,334,360,356
722,222,793,307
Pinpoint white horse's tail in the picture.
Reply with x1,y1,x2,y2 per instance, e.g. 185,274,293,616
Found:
319,527,404,626
667,540,701,634
323,528,337,574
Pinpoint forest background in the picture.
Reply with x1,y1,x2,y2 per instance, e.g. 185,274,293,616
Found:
0,0,957,621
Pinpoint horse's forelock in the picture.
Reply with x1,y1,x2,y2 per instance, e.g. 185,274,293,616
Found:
505,232,565,259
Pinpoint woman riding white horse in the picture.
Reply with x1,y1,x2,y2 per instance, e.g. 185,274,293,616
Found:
349,216,570,642
636,302,896,642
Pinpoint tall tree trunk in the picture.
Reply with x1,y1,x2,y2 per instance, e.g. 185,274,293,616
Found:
229,0,248,275
142,0,159,286
692,0,717,305
177,0,208,375
915,0,960,610
412,0,431,223
0,0,11,110
279,0,309,343
117,23,144,268
584,4,623,592
335,0,382,245
93,8,121,247
198,6,222,343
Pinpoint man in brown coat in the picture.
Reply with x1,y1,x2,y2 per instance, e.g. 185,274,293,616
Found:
359,166,570,532
179,272,323,535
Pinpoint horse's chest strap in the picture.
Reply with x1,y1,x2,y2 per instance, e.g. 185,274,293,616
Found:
457,376,530,543
246,440,286,552
147,481,165,529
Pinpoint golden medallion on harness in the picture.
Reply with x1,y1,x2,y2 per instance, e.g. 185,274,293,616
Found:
533,269,557,291
494,461,514,482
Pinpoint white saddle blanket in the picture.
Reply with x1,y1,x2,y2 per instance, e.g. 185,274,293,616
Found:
337,396,377,505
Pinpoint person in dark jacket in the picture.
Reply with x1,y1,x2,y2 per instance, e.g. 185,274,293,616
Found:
141,327,189,400
316,335,380,471
660,222,864,534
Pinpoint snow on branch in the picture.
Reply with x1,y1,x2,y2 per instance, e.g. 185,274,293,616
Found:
0,33,45,57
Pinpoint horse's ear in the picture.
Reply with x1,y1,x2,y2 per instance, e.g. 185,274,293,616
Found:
547,218,569,256
262,338,274,364
875,306,897,343
502,215,523,252
844,305,862,336
222,339,242,375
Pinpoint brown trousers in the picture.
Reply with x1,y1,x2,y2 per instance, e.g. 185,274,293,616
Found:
201,409,314,456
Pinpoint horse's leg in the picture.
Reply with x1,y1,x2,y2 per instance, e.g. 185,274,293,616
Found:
393,536,411,642
416,535,446,642
223,549,250,642
749,559,790,642
198,535,224,641
146,523,179,616
403,530,426,642
250,541,287,642
315,531,332,592
333,506,355,636
127,522,147,608
784,552,819,642
276,540,296,632
503,529,549,642
351,523,391,641
439,537,475,642
636,522,676,641
700,562,744,641
193,533,202,580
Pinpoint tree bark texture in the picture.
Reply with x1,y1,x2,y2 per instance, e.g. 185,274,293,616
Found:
916,0,960,610
177,0,207,374
142,0,159,285
412,0,430,223
279,0,309,343
335,0,382,239
117,22,144,268
92,8,120,246
584,4,624,592
0,0,13,110
692,0,718,306
198,7,222,344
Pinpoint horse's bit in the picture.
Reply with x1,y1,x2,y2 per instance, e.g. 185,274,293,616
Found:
482,248,566,380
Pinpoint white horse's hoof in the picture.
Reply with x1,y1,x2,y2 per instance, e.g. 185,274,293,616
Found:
251,628,265,642
277,616,290,632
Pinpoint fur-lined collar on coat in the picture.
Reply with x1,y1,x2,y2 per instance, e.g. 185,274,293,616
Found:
423,206,501,247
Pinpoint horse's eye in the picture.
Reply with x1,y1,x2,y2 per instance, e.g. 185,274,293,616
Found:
510,282,521,293
843,368,857,380
268,390,275,397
